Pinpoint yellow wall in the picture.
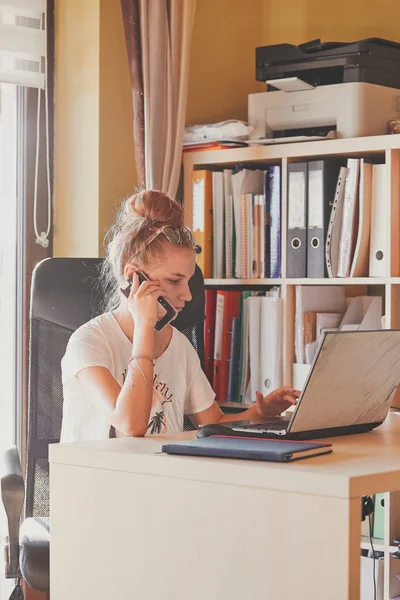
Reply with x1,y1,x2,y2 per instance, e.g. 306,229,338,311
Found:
187,0,400,128
54,0,400,254
186,0,265,125
98,0,136,252
262,0,400,45
54,0,100,257
54,0,135,257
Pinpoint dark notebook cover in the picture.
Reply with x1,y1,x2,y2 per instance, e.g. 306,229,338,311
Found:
161,436,332,463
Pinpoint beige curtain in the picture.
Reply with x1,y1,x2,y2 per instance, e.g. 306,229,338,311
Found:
139,0,196,197
120,0,145,187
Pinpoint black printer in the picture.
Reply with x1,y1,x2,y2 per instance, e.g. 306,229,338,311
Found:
256,38,400,90
248,38,400,139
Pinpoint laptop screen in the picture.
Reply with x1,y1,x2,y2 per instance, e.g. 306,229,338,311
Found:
289,330,400,433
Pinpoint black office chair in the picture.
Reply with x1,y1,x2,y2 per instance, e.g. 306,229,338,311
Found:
1,257,206,596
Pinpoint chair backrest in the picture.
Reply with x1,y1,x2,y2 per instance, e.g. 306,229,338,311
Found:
26,257,205,519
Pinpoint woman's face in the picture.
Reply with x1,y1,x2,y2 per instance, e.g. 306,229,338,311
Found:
127,246,196,314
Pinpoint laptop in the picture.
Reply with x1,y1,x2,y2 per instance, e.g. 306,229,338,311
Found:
202,330,400,441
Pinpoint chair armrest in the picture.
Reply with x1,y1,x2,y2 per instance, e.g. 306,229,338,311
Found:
1,446,25,578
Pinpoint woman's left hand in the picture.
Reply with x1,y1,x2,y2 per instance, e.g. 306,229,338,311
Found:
254,387,301,418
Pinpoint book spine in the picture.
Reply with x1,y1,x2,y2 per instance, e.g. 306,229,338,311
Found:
269,165,281,278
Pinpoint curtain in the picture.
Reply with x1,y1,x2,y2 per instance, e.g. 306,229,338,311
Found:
120,0,196,198
120,0,145,188
0,0,47,88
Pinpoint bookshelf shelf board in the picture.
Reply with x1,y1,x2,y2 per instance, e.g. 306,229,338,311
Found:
204,277,400,286
183,134,400,168
360,536,386,552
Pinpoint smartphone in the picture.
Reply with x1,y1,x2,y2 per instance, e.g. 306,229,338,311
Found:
120,270,178,331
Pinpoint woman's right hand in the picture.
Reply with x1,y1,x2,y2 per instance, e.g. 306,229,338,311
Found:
127,272,162,329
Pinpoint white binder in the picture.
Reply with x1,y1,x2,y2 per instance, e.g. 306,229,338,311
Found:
337,158,360,277
223,169,234,278
325,167,348,278
248,296,281,399
350,160,372,277
287,162,307,278
369,164,390,277
212,172,224,279
259,296,281,394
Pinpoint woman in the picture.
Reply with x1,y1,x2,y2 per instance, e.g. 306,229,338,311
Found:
61,190,300,442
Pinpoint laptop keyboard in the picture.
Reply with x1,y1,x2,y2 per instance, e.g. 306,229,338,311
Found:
231,420,289,435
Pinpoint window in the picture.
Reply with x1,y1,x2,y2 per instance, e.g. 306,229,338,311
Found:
0,81,18,600
0,82,18,455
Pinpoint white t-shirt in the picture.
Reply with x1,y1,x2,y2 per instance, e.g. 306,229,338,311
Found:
60,312,215,442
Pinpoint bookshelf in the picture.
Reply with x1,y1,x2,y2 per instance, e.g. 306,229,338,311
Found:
183,133,400,600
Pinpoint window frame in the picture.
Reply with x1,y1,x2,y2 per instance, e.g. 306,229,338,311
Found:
15,0,54,486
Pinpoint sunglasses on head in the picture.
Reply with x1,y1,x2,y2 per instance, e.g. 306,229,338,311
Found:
129,224,201,261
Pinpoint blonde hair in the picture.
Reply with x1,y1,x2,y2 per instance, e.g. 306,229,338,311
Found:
101,190,193,310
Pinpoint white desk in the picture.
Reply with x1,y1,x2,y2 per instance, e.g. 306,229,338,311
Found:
49,412,400,600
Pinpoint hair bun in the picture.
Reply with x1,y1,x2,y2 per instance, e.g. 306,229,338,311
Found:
125,189,183,227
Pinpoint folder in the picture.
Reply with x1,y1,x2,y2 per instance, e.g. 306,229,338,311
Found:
227,317,240,402
213,291,241,401
253,194,263,278
248,296,262,400
303,311,317,364
248,295,281,399
259,296,281,394
369,164,390,277
192,170,213,278
287,162,307,278
268,165,281,278
307,160,341,278
325,167,348,278
212,291,225,400
240,193,253,279
295,285,347,364
350,160,372,277
238,291,253,404
263,170,271,278
339,296,382,331
204,289,217,384
223,169,234,278
372,493,385,539
212,171,224,279
316,312,344,342
337,159,360,278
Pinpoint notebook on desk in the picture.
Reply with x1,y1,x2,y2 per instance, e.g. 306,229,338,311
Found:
198,330,400,441
162,436,332,463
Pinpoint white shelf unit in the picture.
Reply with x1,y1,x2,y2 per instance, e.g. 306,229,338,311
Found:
183,134,400,600
183,134,400,383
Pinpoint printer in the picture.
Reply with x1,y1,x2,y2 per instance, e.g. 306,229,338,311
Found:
248,38,400,140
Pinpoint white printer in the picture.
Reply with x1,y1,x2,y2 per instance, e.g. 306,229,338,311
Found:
249,38,400,140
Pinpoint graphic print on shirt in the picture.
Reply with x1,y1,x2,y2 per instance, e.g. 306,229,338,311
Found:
121,369,174,435
147,373,173,435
